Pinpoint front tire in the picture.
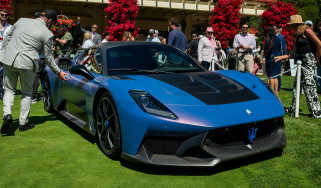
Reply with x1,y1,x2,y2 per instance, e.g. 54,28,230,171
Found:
95,92,121,159
42,75,54,113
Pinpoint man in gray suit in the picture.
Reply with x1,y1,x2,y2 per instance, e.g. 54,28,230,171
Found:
0,10,68,135
90,24,102,45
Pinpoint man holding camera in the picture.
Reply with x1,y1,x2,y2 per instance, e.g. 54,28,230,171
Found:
233,24,256,74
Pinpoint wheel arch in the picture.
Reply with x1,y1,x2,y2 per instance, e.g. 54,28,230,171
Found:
92,88,122,137
93,88,123,159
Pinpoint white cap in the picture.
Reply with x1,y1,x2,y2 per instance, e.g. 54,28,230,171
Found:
305,20,313,27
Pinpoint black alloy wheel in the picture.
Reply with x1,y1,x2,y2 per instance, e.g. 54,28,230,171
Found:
95,93,121,159
42,76,54,113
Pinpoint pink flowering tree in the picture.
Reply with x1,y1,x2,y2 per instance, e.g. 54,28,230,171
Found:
104,0,139,41
262,1,297,51
210,0,244,49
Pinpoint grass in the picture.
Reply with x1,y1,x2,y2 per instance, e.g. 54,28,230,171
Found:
0,75,320,188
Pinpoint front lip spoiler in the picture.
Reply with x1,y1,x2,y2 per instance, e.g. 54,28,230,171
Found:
121,129,286,167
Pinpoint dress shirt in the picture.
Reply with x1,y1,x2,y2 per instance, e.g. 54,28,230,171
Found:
0,22,12,50
82,39,94,49
233,33,256,52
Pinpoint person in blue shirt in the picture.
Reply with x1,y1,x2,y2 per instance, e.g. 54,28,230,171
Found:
263,26,287,96
274,25,287,92
168,18,188,52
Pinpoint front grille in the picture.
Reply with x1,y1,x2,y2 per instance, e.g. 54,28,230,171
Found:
206,118,284,146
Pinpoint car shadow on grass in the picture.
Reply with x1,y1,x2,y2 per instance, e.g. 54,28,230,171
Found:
120,149,283,176
4,115,57,129
54,113,96,144
47,113,284,176
29,115,59,125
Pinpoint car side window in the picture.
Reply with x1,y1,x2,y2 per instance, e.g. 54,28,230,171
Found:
77,48,102,74
150,47,195,68
150,47,167,66
166,49,194,67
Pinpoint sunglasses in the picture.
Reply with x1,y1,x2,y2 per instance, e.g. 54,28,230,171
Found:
1,14,8,17
242,27,248,29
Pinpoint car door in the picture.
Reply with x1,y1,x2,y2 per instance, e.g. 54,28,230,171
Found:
63,49,98,121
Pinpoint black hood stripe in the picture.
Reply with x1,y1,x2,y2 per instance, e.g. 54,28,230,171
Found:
147,72,258,105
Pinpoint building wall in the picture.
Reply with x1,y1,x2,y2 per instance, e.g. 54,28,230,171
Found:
13,0,211,39
12,0,268,40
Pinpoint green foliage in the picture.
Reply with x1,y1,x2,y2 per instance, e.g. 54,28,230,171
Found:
284,0,320,27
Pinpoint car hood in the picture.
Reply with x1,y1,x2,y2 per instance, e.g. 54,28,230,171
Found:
104,71,284,127
111,72,259,105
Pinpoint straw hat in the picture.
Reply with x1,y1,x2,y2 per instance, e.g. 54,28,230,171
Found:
287,15,304,25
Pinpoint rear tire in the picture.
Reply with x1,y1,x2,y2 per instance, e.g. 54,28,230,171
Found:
42,75,54,113
95,92,121,159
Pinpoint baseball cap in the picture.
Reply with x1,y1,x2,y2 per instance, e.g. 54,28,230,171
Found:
43,10,57,22
305,20,313,27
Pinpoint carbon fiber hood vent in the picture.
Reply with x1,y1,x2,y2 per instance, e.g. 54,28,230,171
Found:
148,72,258,105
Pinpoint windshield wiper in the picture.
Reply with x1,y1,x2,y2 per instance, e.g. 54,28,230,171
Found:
108,68,172,74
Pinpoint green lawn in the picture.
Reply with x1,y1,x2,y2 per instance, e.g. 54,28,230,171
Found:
0,75,320,188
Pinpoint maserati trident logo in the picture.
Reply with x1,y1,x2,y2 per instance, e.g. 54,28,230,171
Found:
248,127,258,144
246,109,252,115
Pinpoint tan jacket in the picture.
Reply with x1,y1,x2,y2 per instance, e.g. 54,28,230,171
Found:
0,18,60,73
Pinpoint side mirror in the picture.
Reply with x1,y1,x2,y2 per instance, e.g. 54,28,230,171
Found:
69,64,95,80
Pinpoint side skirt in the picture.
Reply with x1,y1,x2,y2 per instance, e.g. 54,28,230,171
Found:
58,110,94,136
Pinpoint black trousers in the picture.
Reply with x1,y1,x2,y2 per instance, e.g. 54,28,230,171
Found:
32,62,45,99
32,74,40,99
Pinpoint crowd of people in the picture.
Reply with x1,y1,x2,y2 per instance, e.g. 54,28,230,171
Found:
0,9,321,136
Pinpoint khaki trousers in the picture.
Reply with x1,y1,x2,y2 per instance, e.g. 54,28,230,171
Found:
237,53,254,74
2,65,36,125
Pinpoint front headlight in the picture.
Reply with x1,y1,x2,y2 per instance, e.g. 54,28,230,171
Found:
129,90,177,120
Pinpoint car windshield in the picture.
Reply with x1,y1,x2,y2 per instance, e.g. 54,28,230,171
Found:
106,44,203,74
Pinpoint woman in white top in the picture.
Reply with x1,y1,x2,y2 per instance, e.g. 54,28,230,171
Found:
198,27,219,71
82,32,95,49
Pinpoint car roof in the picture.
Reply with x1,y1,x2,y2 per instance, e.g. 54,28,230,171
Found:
96,41,165,50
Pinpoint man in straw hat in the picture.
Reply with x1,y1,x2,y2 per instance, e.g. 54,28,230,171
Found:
274,14,321,118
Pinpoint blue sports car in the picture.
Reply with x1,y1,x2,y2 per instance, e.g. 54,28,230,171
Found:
43,42,286,167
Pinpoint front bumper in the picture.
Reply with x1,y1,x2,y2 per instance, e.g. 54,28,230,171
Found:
122,118,286,167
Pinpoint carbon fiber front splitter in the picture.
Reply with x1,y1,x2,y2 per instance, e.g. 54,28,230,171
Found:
121,128,286,167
